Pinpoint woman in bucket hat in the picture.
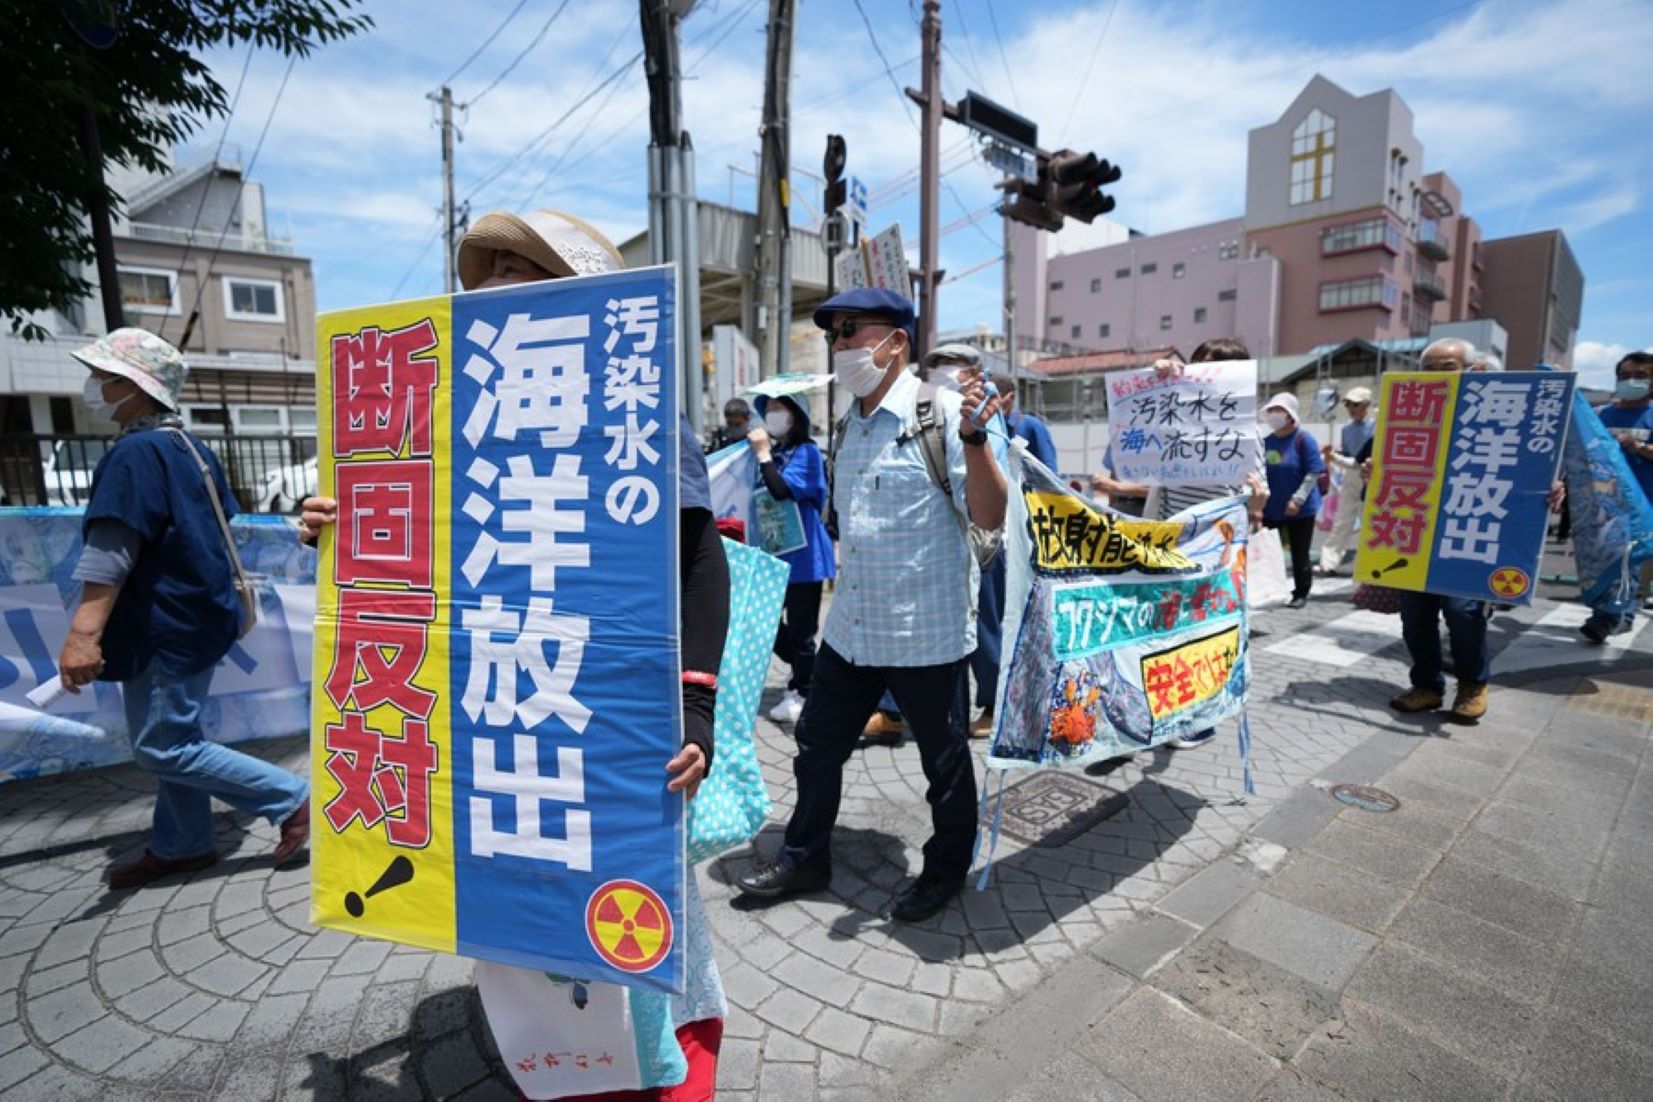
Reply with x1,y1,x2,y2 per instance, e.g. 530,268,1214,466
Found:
298,211,731,1101
57,327,310,890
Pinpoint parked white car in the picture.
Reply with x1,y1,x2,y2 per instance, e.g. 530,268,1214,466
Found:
257,455,318,513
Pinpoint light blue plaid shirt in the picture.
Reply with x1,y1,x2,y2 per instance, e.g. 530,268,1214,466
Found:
822,368,982,667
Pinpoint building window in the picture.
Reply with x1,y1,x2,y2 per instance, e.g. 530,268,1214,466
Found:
289,407,318,434
1090,277,1102,293
223,277,285,323
1218,243,1240,260
1172,262,1186,280
1289,107,1335,205
1070,324,1081,339
1049,279,1064,291
1217,289,1237,302
1048,316,1063,328
117,266,178,315
1098,323,1111,339
183,406,230,434
1115,267,1131,279
1140,262,1158,275
1319,275,1396,311
1322,216,1401,255
1159,314,1172,330
1194,307,1207,324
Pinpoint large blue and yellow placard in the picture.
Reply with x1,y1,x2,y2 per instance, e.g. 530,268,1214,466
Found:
1354,371,1572,605
311,267,685,993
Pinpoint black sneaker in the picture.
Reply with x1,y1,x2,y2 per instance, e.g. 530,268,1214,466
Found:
1287,596,1308,609
735,860,831,900
891,871,962,922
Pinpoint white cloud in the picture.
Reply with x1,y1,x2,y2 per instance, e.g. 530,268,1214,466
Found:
1573,339,1653,389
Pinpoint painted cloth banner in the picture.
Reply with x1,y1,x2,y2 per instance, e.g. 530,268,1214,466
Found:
1354,371,1573,606
1562,391,1653,616
705,443,756,535
989,446,1251,770
0,510,314,784
312,267,686,994
1102,360,1261,487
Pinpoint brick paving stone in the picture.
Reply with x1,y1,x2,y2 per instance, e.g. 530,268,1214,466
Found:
754,986,822,1034
185,952,270,998
59,1012,153,1074
759,1059,817,1100
849,984,936,1032
177,998,251,1042
95,946,166,999
27,981,107,1043
145,990,218,1034
804,1006,872,1056
716,1037,760,1091
773,950,863,1005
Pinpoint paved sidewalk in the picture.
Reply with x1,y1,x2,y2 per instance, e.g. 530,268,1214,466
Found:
0,572,1648,1099
895,664,1653,1100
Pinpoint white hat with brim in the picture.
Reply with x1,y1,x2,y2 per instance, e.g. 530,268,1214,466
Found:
1344,386,1373,404
1262,392,1301,422
70,327,187,411
456,209,624,291
922,342,982,368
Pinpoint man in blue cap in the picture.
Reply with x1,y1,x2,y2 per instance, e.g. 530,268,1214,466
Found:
736,288,1008,922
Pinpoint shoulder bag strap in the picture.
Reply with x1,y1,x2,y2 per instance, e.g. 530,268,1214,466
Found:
166,429,251,586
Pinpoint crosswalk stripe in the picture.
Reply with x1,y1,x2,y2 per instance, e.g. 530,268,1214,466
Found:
1494,603,1651,675
1262,610,1402,668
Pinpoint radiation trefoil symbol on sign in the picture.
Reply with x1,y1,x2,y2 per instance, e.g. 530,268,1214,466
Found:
585,880,673,973
1488,567,1530,599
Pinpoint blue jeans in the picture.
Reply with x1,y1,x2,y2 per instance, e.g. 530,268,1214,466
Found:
971,556,1006,710
1399,593,1491,693
121,661,309,860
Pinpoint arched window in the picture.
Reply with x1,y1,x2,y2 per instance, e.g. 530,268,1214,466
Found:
1290,108,1335,205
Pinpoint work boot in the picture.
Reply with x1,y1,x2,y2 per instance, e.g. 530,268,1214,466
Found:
1389,687,1444,713
861,711,904,746
969,710,995,740
108,849,217,890
1450,682,1489,724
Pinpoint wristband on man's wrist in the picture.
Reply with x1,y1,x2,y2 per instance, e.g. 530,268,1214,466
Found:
961,427,988,447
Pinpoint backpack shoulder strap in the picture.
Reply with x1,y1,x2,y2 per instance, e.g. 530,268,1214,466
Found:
913,397,954,502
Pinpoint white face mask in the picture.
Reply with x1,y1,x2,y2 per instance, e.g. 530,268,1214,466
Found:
764,408,794,437
1616,378,1651,403
83,376,130,420
832,331,897,398
934,367,963,392
1265,411,1289,432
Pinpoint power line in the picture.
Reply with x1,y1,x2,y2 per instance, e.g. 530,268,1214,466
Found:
1058,0,1120,141
176,55,298,347
390,214,446,300
442,0,531,86
851,0,919,127
465,0,574,108
158,45,255,344
983,0,1022,110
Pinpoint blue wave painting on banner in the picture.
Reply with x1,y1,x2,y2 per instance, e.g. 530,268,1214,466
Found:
444,267,685,993
0,510,315,784
1563,391,1653,616
989,446,1251,771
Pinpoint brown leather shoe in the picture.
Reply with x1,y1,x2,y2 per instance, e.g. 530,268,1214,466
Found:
861,711,904,746
108,849,217,890
969,711,995,739
1389,687,1444,713
273,799,310,866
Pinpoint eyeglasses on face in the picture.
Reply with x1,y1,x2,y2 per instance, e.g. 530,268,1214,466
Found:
825,318,894,342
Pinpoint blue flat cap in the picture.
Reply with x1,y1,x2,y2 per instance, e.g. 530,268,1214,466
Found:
812,287,915,332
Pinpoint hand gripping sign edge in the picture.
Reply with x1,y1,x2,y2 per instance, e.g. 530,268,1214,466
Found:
585,879,674,974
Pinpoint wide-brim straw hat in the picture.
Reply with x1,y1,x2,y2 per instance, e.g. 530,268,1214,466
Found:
456,209,624,290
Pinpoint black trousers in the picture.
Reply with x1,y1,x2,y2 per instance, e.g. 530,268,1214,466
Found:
772,581,822,694
782,644,977,882
1267,515,1317,600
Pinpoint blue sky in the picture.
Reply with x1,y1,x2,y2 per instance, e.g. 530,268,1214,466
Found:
181,0,1653,385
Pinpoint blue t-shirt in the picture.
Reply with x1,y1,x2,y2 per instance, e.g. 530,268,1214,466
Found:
1007,410,1058,469
84,429,242,681
762,440,837,584
1263,428,1324,520
1598,404,1653,505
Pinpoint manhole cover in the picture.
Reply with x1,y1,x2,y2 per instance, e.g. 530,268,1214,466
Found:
997,771,1129,847
1329,783,1400,813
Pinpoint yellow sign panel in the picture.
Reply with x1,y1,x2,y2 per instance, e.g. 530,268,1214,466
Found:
1353,372,1459,592
1139,626,1242,723
1025,490,1196,574
311,296,458,955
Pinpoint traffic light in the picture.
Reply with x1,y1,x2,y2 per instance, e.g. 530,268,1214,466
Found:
1048,149,1122,224
824,134,847,216
1000,154,1062,231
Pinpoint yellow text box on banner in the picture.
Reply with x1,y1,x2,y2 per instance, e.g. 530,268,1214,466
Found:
311,296,457,955
1353,372,1458,593
1024,490,1195,573
1139,625,1242,724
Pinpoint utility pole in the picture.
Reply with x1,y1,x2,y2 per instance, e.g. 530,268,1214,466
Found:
754,0,795,378
431,86,458,294
1002,209,1016,388
906,0,943,358
641,1,706,431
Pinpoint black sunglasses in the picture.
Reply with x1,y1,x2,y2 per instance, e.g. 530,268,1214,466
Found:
824,318,895,342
